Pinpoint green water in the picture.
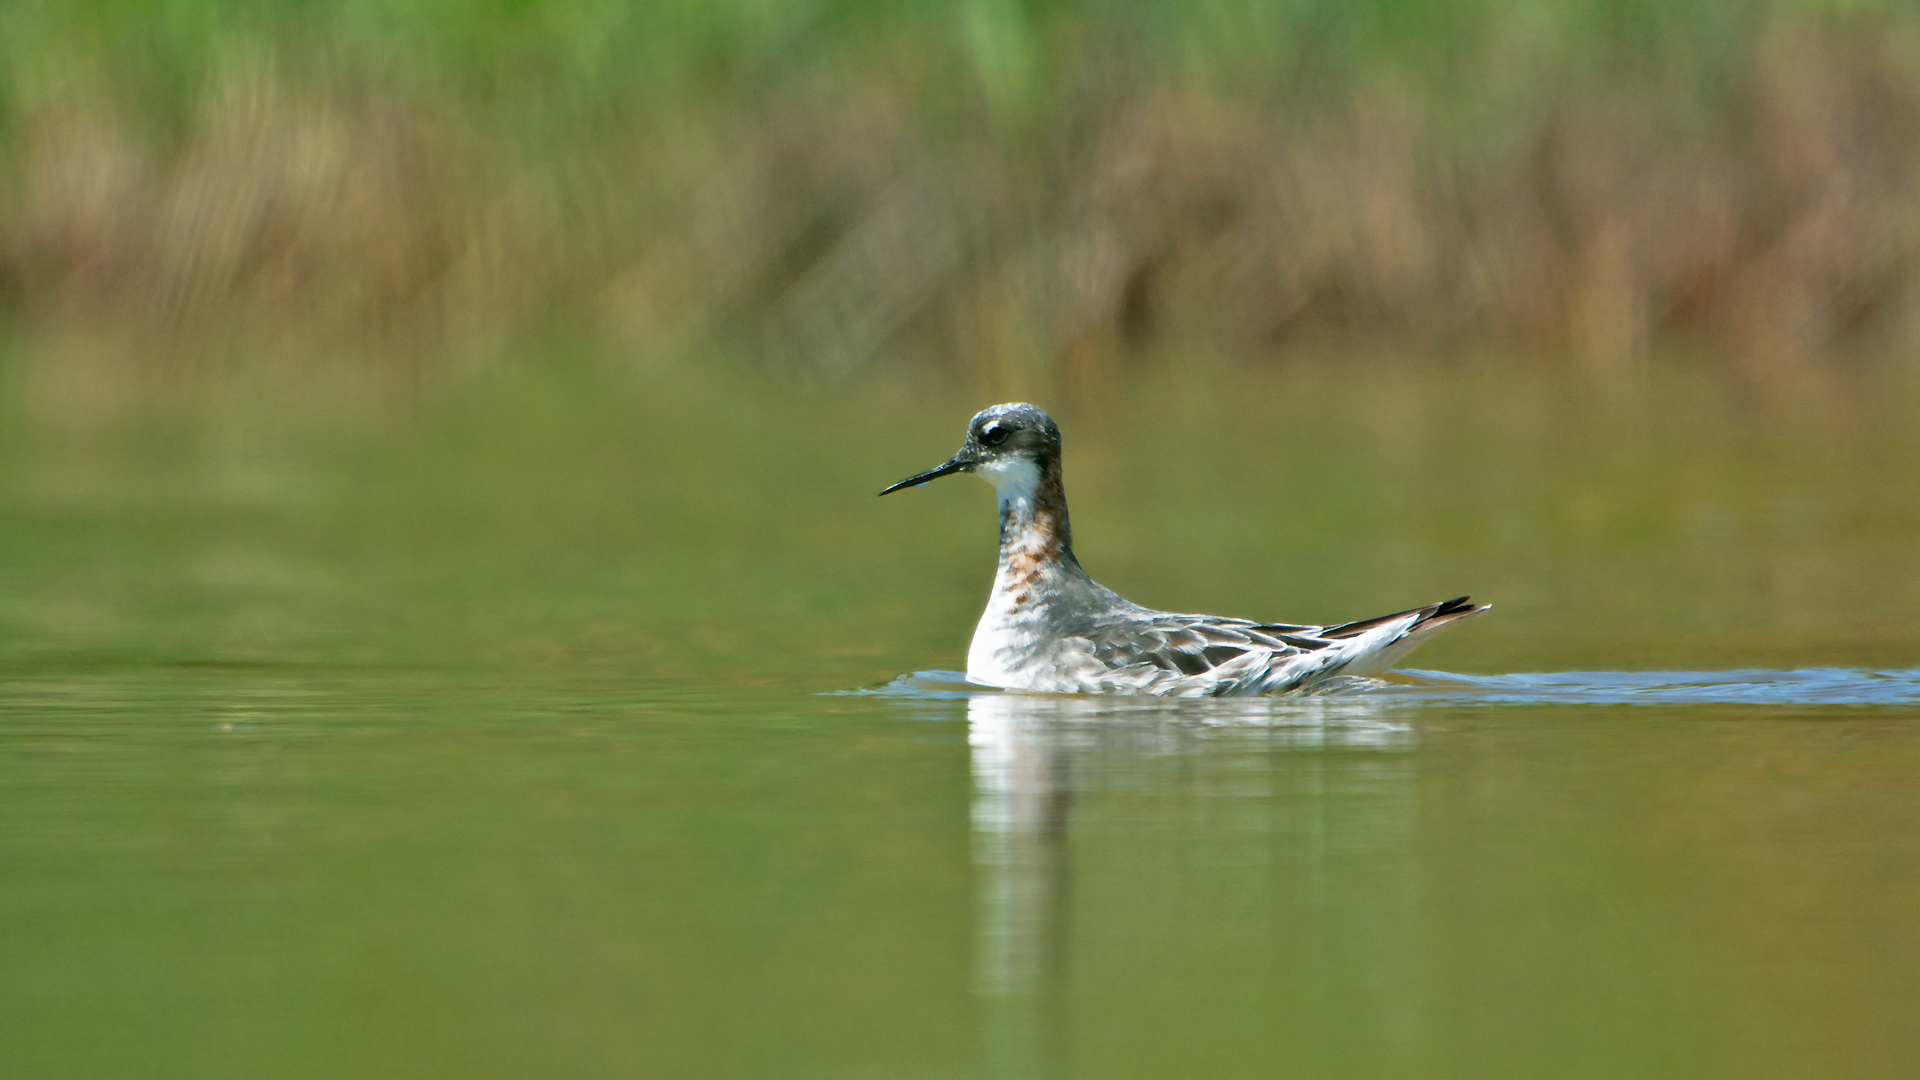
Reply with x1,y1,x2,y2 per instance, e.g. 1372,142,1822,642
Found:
2,363,1917,1078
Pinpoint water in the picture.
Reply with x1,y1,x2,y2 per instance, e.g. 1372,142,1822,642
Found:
872,665,1920,707
2,366,1918,1078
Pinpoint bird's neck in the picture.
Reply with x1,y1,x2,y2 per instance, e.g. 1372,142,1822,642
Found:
986,453,1076,575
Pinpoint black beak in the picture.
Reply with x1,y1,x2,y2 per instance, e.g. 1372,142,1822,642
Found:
879,455,973,496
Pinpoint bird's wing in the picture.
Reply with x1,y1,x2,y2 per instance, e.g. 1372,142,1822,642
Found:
1078,596,1487,693
1079,611,1328,677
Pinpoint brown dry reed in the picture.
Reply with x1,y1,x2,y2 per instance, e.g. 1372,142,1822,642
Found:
5,3,1920,404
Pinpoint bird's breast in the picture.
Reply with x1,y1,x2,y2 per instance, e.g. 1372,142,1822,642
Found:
966,554,1108,690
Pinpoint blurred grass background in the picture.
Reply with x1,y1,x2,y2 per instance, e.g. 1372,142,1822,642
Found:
5,0,1920,399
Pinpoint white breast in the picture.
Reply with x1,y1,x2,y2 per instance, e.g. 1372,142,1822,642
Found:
967,572,1045,687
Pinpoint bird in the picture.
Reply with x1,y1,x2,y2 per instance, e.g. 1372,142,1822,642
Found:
879,403,1487,696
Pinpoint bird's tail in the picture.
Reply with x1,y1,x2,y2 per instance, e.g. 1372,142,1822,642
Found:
1326,596,1489,677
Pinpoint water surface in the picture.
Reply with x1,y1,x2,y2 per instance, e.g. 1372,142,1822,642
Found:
2,367,1917,1078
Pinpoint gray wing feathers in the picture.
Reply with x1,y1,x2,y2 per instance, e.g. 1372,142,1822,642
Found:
1069,597,1488,696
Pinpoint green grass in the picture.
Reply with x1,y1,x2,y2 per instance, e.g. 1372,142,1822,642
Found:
5,0,1920,399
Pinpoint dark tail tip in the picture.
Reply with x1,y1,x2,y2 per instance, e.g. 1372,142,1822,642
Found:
1418,596,1488,628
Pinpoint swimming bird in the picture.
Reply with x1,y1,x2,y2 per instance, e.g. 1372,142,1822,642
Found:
880,403,1486,695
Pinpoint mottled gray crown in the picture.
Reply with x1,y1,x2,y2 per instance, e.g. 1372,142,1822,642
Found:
964,402,1060,461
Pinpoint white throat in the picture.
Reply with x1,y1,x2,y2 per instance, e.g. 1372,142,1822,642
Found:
976,457,1041,520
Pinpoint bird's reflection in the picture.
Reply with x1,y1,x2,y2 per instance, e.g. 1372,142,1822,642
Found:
967,692,1086,1077
969,693,1079,1000
964,689,1415,1075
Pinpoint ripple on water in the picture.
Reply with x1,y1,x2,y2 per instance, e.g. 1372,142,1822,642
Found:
853,667,1920,709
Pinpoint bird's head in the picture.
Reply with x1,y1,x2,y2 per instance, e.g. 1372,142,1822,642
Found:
879,403,1061,497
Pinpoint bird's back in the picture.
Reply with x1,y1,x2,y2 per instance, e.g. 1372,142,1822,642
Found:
970,575,1485,696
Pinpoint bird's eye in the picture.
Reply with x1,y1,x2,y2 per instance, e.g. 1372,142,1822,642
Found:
980,423,1011,447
